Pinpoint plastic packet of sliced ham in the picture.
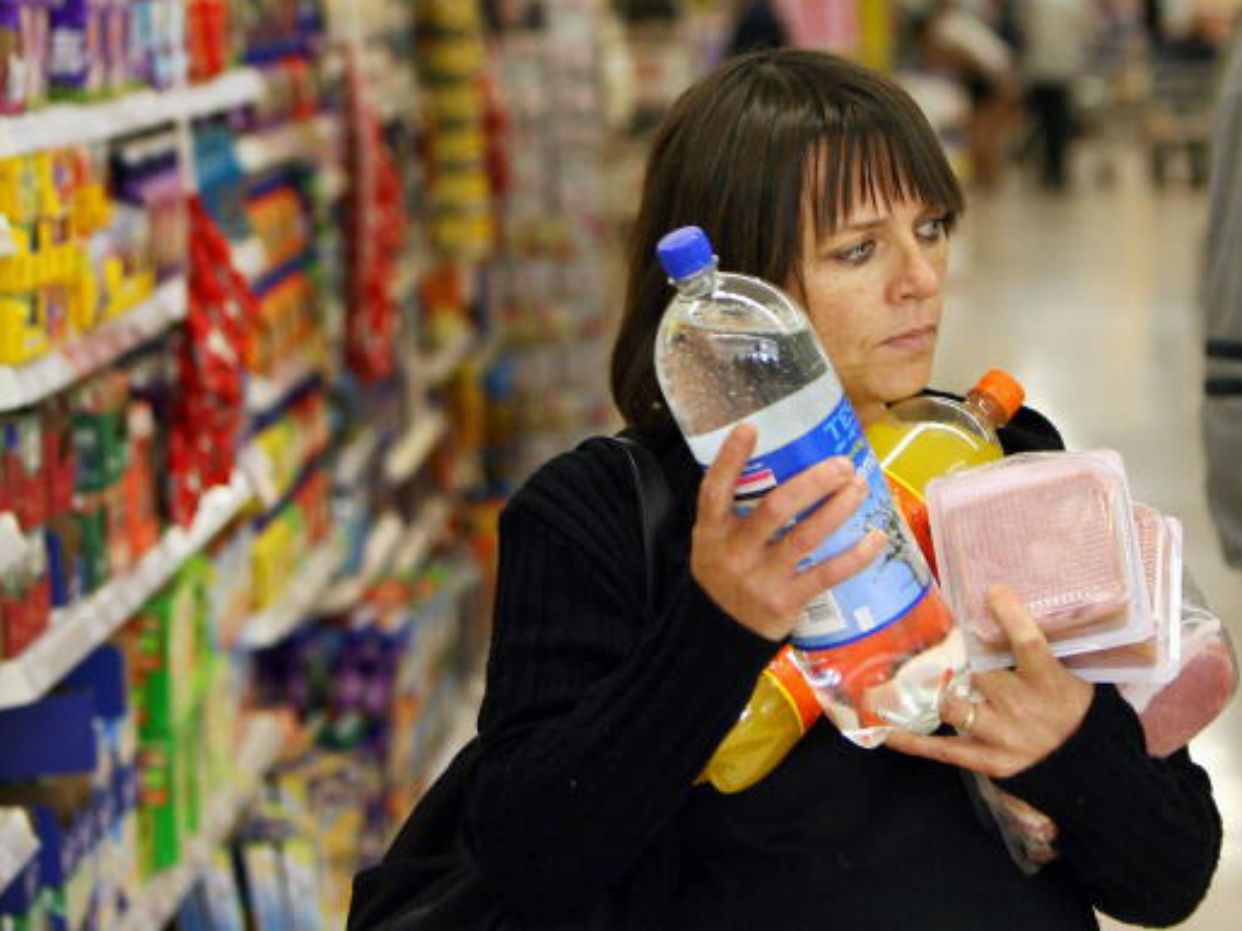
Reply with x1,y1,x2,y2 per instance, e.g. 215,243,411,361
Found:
967,773,1059,876
1119,579,1238,758
1064,506,1182,684
927,451,1153,672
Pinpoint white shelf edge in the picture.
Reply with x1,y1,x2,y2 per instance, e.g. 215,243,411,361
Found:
0,471,253,711
393,496,453,576
245,355,321,415
0,70,266,160
0,808,39,897
235,113,340,174
422,330,477,387
318,511,405,615
383,410,448,486
117,712,284,931
239,537,347,649
0,279,188,413
335,426,382,489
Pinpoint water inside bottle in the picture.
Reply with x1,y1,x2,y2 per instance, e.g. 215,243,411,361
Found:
661,320,829,437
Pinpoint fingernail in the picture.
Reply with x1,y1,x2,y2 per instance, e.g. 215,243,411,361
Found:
830,457,853,478
852,474,868,493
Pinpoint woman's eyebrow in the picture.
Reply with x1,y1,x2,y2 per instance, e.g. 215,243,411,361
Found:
825,218,887,238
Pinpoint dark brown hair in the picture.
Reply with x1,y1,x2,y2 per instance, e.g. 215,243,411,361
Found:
611,48,965,434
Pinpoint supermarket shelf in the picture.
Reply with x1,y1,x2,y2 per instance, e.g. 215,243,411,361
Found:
0,808,39,897
0,278,187,413
393,495,453,575
0,471,253,711
239,536,347,649
0,70,266,159
336,425,382,489
245,354,321,415
318,495,450,615
319,510,405,615
422,330,476,387
235,113,340,174
383,410,447,485
117,712,284,931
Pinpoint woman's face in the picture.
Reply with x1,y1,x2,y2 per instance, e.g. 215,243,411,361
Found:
785,192,951,426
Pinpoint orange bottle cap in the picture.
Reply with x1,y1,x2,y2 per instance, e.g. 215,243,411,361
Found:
972,369,1025,423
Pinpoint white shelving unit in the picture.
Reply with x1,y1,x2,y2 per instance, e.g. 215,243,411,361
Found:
318,511,406,616
0,70,267,159
245,354,322,415
392,495,453,576
0,471,253,711
0,808,39,897
384,409,448,486
336,425,382,490
239,536,347,649
0,279,187,413
235,113,340,174
116,712,285,931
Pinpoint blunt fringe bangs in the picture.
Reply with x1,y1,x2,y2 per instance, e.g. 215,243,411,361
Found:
611,48,964,434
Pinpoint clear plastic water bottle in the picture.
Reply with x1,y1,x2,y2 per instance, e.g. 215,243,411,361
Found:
653,226,964,748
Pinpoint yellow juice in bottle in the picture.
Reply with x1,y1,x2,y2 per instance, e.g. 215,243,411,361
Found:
865,371,1025,569
699,645,821,794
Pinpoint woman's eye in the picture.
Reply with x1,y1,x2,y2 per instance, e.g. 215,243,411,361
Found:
916,216,949,241
834,240,875,265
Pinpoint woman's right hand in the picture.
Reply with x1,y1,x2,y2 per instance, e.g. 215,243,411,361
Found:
691,424,887,642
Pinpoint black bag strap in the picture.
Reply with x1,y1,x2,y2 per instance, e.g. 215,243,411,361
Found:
611,434,674,612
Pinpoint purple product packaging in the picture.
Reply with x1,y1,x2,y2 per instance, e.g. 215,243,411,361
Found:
0,0,26,114
48,0,93,99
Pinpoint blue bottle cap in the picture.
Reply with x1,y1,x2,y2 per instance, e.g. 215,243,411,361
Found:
656,226,715,281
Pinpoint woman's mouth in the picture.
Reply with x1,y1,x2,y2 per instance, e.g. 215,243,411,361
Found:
882,325,938,353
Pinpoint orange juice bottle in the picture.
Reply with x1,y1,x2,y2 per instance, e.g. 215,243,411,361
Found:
865,370,1025,570
699,645,821,794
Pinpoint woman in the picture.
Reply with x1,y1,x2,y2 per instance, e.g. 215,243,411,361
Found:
466,50,1221,928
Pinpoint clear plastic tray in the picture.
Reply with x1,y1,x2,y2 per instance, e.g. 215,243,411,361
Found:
927,451,1153,671
1064,506,1182,684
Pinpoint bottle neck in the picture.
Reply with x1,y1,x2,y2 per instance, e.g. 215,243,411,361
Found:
964,390,1013,429
673,265,717,299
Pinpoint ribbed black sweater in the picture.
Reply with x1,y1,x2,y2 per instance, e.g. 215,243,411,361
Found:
466,409,1222,930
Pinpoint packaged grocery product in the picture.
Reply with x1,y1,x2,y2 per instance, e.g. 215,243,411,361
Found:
655,226,962,747
866,370,1024,571
1065,505,1181,684
968,773,1058,875
927,451,1153,671
697,645,821,794
1120,590,1238,758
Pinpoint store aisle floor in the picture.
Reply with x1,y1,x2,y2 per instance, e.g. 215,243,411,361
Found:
936,157,1241,930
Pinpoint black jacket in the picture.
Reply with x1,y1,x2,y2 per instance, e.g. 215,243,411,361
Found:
467,407,1221,929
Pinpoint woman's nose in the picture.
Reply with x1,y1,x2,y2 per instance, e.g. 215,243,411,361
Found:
893,245,942,302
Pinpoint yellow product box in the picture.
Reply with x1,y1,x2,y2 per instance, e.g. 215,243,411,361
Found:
0,294,50,364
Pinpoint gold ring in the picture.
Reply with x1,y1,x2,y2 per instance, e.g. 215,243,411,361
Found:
959,703,979,738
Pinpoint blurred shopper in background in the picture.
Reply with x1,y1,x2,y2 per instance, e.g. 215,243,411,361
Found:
1019,0,1096,190
725,0,790,58
911,1,1018,188
1201,24,1242,569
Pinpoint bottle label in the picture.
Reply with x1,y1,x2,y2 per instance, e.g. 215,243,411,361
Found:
731,395,933,651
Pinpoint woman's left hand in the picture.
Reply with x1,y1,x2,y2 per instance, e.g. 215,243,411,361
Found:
884,585,1094,779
